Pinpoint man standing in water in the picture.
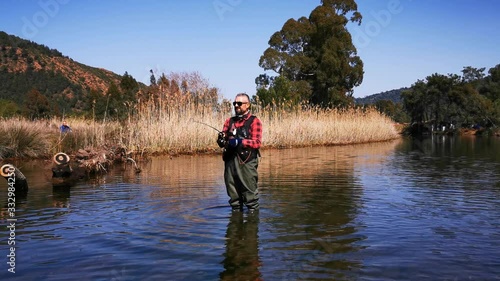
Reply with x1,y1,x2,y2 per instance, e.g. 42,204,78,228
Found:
217,93,262,212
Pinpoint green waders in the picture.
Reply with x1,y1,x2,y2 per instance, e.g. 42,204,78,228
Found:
224,155,259,211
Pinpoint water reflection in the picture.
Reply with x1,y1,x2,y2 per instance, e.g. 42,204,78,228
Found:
1,137,499,280
220,212,261,281
52,186,71,208
395,136,499,189
258,144,394,280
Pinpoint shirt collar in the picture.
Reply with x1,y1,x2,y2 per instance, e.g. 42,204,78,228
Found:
236,111,251,120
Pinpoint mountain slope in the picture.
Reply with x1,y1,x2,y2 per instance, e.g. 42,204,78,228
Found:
0,31,122,113
355,88,408,105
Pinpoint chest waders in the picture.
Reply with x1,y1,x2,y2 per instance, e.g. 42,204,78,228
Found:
223,115,260,211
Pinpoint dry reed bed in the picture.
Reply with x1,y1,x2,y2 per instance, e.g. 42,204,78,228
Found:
261,107,398,148
0,118,52,158
0,107,399,160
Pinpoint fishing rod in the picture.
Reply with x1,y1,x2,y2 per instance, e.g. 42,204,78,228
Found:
191,119,223,133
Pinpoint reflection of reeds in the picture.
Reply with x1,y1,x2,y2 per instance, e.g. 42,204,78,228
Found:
260,139,403,180
0,102,399,160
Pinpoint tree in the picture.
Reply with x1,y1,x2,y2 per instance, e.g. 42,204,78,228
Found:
257,0,363,107
461,66,485,84
0,99,20,117
402,80,429,124
374,99,409,123
23,89,51,119
402,70,498,128
479,64,500,103
120,71,139,94
149,69,156,86
85,89,107,120
104,82,124,120
120,71,139,116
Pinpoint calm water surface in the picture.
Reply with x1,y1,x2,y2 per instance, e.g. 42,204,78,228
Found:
1,136,499,280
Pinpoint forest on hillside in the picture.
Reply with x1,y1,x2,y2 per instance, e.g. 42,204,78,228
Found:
0,31,122,118
0,0,499,134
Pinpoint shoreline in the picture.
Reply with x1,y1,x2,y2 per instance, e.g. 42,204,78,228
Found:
1,106,400,166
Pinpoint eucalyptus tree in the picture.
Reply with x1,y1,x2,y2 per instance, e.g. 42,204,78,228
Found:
257,0,363,107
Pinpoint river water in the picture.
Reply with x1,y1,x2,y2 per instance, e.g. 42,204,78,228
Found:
1,136,499,280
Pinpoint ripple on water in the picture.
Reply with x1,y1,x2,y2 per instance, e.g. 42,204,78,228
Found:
2,139,500,280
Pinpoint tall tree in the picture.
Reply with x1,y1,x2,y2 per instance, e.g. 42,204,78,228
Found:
23,89,51,119
257,0,363,107
119,71,140,116
461,66,485,84
104,82,124,120
85,89,107,120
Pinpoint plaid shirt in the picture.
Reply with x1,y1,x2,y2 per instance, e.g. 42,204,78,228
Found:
222,113,262,149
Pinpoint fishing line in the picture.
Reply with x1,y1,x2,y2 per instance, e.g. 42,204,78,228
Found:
191,119,222,133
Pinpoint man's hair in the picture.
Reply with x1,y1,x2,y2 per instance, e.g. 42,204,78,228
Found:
235,93,250,102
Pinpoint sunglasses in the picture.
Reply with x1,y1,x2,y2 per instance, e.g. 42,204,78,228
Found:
233,101,248,107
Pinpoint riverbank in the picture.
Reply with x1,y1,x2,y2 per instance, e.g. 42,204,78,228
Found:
0,106,399,169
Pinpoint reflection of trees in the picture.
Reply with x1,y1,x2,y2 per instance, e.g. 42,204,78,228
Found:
220,212,261,281
258,145,371,279
385,136,500,244
395,137,500,188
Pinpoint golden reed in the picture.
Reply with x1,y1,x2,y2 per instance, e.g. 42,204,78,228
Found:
0,101,398,160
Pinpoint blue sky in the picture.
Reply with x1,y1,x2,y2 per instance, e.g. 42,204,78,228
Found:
1,0,500,99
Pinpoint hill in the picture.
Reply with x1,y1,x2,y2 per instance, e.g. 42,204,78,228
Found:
0,31,123,115
355,87,408,105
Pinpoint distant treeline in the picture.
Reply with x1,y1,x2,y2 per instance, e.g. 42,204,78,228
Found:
0,29,498,132
355,65,500,129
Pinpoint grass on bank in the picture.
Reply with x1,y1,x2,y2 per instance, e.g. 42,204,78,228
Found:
0,104,399,160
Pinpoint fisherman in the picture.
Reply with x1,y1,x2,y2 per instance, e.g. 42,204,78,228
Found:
60,121,72,133
217,93,262,212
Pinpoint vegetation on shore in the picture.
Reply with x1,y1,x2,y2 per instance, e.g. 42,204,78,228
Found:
0,102,398,161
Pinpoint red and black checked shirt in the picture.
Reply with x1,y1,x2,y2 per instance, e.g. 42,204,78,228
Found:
222,113,262,149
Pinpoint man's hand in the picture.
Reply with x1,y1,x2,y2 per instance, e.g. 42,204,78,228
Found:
217,132,226,148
